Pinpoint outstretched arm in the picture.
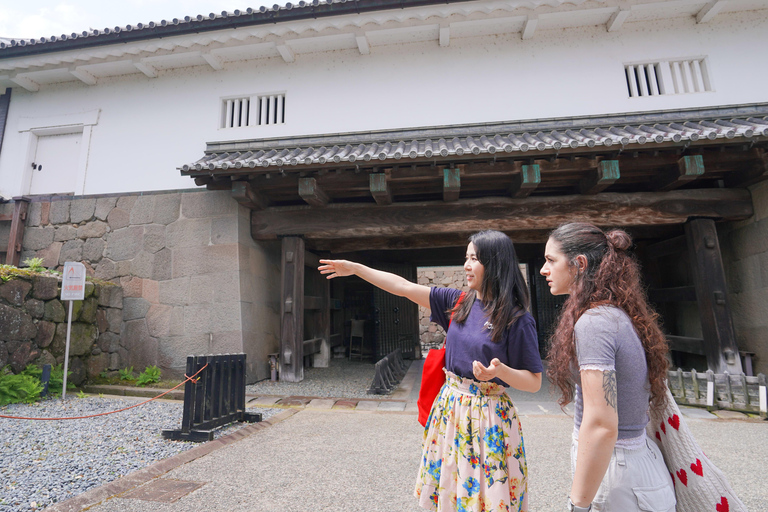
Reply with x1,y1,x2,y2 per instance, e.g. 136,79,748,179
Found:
318,259,431,309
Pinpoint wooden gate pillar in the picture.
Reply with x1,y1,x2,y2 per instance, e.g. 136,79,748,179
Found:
684,218,743,374
280,237,305,382
5,197,30,266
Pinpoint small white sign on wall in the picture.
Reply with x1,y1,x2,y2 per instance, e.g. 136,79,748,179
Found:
61,262,86,301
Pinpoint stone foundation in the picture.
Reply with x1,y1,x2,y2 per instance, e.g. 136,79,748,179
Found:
416,266,467,354
0,273,122,386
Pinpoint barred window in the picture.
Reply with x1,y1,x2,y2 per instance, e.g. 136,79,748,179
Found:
625,58,712,98
221,93,285,128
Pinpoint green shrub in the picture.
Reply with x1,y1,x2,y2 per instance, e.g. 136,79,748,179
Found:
136,365,162,387
0,366,43,406
22,257,45,272
20,364,73,397
119,366,135,381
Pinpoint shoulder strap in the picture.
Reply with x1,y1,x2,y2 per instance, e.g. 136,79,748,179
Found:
444,291,466,348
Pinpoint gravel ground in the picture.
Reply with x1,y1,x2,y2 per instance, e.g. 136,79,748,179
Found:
246,358,386,398
0,396,280,512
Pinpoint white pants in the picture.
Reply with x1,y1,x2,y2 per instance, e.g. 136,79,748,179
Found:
571,435,676,512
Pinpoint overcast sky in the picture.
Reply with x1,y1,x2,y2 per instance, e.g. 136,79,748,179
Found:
0,0,268,39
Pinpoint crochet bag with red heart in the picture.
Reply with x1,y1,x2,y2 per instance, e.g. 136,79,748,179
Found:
646,386,747,512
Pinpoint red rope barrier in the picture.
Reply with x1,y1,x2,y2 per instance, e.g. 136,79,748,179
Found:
0,363,208,421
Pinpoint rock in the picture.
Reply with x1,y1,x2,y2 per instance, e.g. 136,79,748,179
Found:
0,342,8,369
106,208,130,231
53,225,78,242
0,278,33,306
48,200,71,224
78,297,99,324
87,352,109,379
96,309,109,333
68,323,99,356
58,238,84,265
152,248,172,281
107,308,122,333
104,226,144,261
94,197,117,221
0,303,38,341
69,198,96,224
10,341,40,373
84,281,95,298
123,297,150,321
94,258,117,280
32,275,59,300
82,237,105,262
98,284,123,308
35,321,56,348
153,194,181,225
129,195,155,225
24,298,45,319
68,357,86,386
109,352,121,370
43,300,66,323
34,350,56,369
98,332,120,353
23,227,56,251
77,220,108,239
35,242,63,268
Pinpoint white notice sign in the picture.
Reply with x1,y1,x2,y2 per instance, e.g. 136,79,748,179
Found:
61,262,86,301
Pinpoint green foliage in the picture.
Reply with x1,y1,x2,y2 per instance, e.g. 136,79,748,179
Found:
76,390,87,398
136,365,162,387
22,257,45,272
0,366,43,406
19,364,73,398
119,366,135,381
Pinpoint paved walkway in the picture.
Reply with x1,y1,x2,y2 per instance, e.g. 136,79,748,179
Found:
47,361,767,512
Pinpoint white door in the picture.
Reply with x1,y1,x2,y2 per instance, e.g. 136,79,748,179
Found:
29,132,81,195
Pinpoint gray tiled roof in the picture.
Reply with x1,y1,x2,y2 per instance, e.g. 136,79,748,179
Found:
180,116,768,174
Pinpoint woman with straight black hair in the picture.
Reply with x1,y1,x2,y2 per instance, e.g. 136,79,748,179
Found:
319,230,543,512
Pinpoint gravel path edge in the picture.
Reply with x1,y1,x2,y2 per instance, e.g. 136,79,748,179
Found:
42,409,299,512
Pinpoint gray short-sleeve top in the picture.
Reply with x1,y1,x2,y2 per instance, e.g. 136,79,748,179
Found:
573,305,650,441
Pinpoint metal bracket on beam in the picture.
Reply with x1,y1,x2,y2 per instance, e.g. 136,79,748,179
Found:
579,160,620,195
370,173,392,205
299,177,329,207
510,164,541,198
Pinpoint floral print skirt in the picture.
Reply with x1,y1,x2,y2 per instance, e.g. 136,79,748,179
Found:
415,371,528,512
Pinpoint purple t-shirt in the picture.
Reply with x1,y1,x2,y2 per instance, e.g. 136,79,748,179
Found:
430,287,543,386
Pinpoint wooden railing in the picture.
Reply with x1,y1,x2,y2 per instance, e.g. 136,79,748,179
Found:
667,368,767,418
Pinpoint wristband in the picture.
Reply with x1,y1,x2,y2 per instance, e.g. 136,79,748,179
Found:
567,497,592,512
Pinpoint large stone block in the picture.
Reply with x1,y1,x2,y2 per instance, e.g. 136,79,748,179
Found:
146,304,172,337
130,251,155,279
152,248,172,281
34,350,56,369
95,259,117,280
0,343,7,369
96,308,108,333
183,303,211,334
35,320,56,348
98,332,120,353
211,216,238,245
172,244,240,278
32,275,59,300
122,319,158,369
210,302,242,330
0,304,37,341
53,225,77,242
9,341,40,373
27,201,42,227
107,208,130,230
0,279,32,306
24,298,45,319
70,199,96,224
116,195,137,211
169,307,184,336
181,190,238,219
35,242,62,268
129,195,156,225
104,226,144,261
153,194,181,225
109,352,121,370
43,299,66,322
87,352,109,379
58,238,84,265
123,297,151,321
120,276,143,298
107,307,122,333
189,275,214,304
94,197,117,221
143,224,166,254
82,237,105,262
77,220,108,239
142,279,159,304
68,357,86,386
23,226,55,250
159,335,208,372
159,277,189,306
98,284,123,308
67,322,99,356
48,200,71,224
78,297,99,324
165,218,211,248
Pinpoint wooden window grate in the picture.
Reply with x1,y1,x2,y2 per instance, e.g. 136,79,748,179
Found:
221,93,286,128
625,58,712,98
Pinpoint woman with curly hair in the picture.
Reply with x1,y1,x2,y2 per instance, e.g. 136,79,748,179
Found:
540,222,675,512
319,230,542,512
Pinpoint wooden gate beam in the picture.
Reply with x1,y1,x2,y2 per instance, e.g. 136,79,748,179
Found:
280,237,305,382
252,188,752,241
684,218,742,374
5,197,30,266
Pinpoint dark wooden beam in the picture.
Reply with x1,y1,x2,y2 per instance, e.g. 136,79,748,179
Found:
304,295,323,310
653,155,704,191
298,177,329,207
647,286,697,303
510,164,541,198
306,230,551,252
370,172,392,205
5,198,29,266
723,149,768,188
578,160,620,195
251,188,753,241
303,250,320,268
231,181,267,210
645,235,687,258
280,237,305,382
666,335,706,356
443,167,461,202
685,218,742,374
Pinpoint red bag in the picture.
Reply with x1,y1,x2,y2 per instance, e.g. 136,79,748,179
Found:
417,292,465,427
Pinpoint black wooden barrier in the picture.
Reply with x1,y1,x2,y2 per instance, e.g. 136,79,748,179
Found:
367,348,409,394
162,354,262,442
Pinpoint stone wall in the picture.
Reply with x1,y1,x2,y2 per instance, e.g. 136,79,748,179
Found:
19,190,282,383
719,179,768,375
0,274,122,386
417,266,467,353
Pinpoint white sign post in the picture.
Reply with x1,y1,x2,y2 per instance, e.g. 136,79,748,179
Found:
61,262,86,399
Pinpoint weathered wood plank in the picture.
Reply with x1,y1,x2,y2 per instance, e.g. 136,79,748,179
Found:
653,154,705,191
666,335,706,356
370,173,392,205
685,218,742,374
443,168,461,202
648,286,697,302
304,295,323,310
231,181,267,210
724,150,768,188
280,237,305,382
303,250,320,268
298,177,329,207
251,189,753,241
5,198,30,266
578,160,620,195
510,164,541,198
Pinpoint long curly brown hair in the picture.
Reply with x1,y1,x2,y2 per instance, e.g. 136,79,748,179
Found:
545,222,669,411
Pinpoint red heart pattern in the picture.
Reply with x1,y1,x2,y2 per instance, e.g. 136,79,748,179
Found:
691,458,703,476
660,421,666,434
716,496,729,512
655,431,661,441
676,468,688,486
668,414,680,430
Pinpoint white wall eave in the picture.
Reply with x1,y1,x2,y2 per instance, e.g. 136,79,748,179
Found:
0,0,766,91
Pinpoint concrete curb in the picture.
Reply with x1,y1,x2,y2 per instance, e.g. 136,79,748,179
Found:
42,409,299,512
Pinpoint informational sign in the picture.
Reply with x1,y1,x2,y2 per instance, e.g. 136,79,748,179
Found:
61,262,86,301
